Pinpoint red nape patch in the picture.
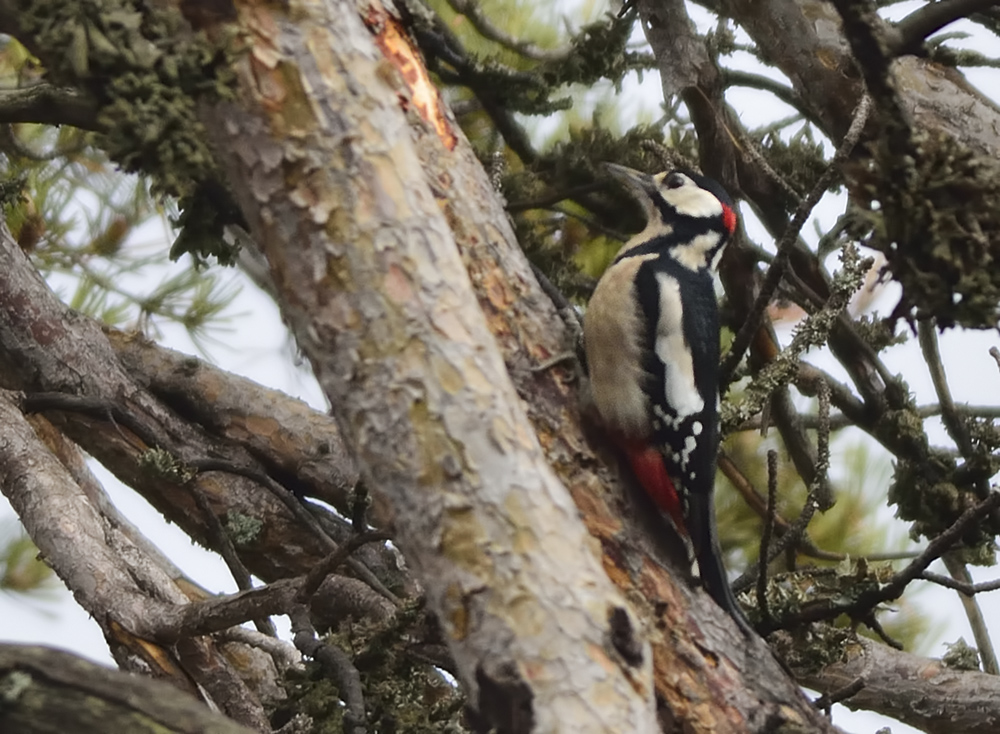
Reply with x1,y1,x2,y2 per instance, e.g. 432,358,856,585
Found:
721,204,738,235
622,443,687,535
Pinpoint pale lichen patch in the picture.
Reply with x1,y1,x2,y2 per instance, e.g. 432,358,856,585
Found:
440,505,492,577
489,416,515,454
431,353,464,396
383,263,414,305
504,592,546,638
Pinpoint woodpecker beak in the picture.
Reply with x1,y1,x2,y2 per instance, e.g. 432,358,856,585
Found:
603,163,658,221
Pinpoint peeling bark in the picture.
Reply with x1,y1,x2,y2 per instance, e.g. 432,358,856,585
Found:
189,1,659,730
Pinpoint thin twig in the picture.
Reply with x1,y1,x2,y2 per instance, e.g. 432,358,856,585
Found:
733,476,821,593
297,531,393,603
20,391,400,605
718,452,919,563
406,2,539,164
918,321,973,454
189,460,339,552
189,484,276,637
917,321,991,498
720,94,871,388
290,605,367,734
639,139,694,172
790,492,1000,624
812,380,833,511
813,676,865,713
919,570,1000,595
154,531,392,641
217,626,302,672
941,552,999,674
505,182,604,213
720,70,806,116
756,450,779,631
0,84,99,129
736,401,1000,432
443,0,572,61
990,346,1000,373
862,610,903,649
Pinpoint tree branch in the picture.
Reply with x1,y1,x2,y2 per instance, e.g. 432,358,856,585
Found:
0,84,99,129
0,644,257,734
891,0,1000,55
941,552,999,674
795,636,1000,733
720,69,807,116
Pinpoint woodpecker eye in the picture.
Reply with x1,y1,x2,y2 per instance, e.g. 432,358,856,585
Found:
664,173,686,189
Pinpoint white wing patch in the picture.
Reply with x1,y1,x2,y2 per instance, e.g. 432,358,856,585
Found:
671,231,723,271
654,273,704,418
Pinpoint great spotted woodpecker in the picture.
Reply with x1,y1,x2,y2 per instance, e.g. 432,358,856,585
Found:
584,164,752,634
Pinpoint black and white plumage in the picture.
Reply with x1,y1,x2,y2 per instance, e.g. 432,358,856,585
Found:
584,164,752,634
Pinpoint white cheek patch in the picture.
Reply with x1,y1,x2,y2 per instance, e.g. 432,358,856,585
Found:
653,273,704,419
660,184,724,220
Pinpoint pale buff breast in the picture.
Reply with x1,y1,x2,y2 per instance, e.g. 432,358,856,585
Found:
583,254,657,439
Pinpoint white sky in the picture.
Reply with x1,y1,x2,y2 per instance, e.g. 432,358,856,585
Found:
3,2,1000,733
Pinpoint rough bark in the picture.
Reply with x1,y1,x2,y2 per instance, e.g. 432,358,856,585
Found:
186,1,660,730
0,643,257,734
796,640,1000,734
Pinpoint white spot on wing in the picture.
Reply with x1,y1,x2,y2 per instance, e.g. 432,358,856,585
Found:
654,273,704,418
692,421,703,436
680,434,698,468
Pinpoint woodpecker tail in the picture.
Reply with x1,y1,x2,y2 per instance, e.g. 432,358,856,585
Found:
687,492,756,637
622,441,755,636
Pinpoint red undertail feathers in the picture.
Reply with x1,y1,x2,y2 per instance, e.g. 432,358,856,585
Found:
622,441,687,535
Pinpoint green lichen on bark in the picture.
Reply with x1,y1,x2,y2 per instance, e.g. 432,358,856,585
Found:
942,637,981,670
855,128,1000,329
16,0,236,196
225,511,264,546
888,448,995,545
273,600,467,733
721,244,872,431
137,446,195,484
14,0,241,263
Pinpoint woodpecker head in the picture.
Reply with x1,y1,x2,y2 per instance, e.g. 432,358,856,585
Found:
604,163,738,271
